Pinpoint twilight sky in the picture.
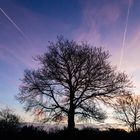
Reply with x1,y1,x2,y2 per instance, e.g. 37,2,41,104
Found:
0,0,140,122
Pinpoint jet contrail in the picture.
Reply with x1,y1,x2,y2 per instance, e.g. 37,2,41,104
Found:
0,8,28,40
119,0,131,69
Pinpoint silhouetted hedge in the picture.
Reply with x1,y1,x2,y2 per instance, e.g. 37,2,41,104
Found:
0,123,140,140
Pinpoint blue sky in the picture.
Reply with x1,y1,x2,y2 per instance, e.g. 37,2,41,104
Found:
0,0,140,121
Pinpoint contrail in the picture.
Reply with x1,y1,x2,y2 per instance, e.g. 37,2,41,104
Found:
119,0,131,69
0,8,28,40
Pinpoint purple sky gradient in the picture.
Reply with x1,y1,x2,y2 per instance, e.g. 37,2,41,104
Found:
0,0,140,122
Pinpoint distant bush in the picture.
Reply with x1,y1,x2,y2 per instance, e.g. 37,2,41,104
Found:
0,108,20,124
0,108,20,135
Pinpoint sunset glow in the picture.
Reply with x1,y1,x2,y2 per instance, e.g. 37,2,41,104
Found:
0,0,140,123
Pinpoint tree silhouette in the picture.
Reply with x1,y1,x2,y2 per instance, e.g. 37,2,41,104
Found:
16,36,132,130
113,95,140,131
0,108,20,129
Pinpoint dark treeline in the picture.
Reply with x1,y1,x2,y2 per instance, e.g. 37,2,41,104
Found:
1,123,140,140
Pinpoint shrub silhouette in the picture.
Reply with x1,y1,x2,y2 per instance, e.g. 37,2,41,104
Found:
0,108,20,136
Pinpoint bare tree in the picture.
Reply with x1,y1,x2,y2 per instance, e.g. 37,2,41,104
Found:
113,95,140,131
0,108,20,126
16,37,132,130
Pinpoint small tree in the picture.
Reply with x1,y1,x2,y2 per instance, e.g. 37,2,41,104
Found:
0,108,20,128
16,37,132,130
113,95,140,131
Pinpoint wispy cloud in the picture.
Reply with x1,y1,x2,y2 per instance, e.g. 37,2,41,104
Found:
72,0,123,46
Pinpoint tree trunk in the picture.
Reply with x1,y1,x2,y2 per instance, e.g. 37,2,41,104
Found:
134,122,137,131
68,107,75,131
68,72,75,131
68,89,75,131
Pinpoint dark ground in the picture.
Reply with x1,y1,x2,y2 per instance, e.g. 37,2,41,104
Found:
0,123,140,140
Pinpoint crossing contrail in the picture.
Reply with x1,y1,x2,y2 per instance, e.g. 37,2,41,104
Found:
119,0,131,69
0,8,29,40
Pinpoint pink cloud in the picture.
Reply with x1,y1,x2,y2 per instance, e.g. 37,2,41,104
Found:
122,0,134,6
72,1,122,46
99,4,120,24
